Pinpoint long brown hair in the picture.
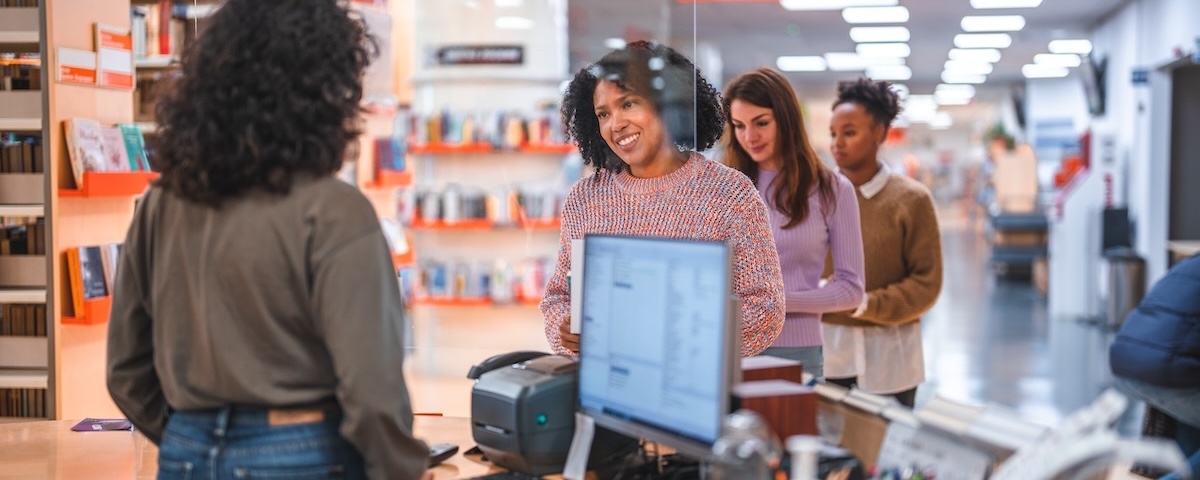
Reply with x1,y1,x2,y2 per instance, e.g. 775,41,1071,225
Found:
722,68,835,228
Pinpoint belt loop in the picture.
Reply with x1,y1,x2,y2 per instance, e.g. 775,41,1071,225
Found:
214,406,232,439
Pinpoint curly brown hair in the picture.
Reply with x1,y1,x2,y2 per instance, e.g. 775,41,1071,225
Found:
833,77,902,131
560,40,724,174
151,0,376,207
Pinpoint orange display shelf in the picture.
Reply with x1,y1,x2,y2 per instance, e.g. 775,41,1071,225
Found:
409,143,494,155
59,172,158,198
519,143,575,154
366,169,412,189
519,217,561,230
63,296,111,325
412,296,492,307
410,218,494,231
392,251,414,269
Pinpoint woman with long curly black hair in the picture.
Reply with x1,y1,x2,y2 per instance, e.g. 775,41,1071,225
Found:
541,41,785,356
105,1,431,478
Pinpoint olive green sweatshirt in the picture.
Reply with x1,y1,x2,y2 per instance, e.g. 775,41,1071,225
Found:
106,176,428,480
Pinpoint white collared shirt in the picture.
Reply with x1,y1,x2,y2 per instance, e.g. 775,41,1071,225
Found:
823,164,926,394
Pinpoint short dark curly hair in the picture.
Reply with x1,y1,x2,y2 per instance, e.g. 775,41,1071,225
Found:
833,77,902,131
151,0,375,207
560,40,724,174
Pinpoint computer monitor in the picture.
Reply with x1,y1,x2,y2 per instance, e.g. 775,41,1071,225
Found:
577,234,737,460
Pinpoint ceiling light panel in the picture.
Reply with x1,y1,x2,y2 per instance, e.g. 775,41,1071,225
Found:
776,56,828,72
970,0,1042,8
954,33,1012,49
842,6,909,24
850,26,910,43
961,15,1026,32
941,71,987,84
1048,39,1093,54
944,60,994,75
781,0,897,11
1023,64,1070,78
1034,53,1082,67
857,42,911,58
494,16,534,29
935,84,977,98
948,48,1002,63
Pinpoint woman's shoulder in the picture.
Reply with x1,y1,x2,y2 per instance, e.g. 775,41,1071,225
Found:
691,154,757,194
883,174,934,199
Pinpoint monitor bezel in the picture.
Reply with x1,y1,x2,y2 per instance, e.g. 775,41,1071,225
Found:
576,233,737,460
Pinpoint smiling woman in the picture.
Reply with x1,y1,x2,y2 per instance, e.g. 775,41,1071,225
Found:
541,41,787,359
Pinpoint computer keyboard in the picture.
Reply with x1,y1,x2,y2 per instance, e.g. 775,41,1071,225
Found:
428,443,459,467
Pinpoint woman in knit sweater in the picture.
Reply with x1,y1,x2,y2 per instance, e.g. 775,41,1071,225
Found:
541,41,786,357
722,67,866,379
824,78,943,408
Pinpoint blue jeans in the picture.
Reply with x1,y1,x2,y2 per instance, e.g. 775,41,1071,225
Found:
157,406,367,480
759,346,823,381
1113,376,1200,480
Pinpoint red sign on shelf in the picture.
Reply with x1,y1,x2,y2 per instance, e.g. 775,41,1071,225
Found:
56,47,97,86
95,24,134,90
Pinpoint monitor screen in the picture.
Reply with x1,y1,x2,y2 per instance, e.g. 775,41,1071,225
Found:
577,234,736,459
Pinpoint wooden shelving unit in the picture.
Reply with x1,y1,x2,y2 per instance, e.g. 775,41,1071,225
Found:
0,1,49,421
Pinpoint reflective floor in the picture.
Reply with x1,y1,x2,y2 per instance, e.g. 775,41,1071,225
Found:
404,202,1142,433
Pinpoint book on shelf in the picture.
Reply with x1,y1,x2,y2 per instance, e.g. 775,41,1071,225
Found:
0,219,42,255
98,127,132,173
64,118,108,188
0,389,46,419
66,245,110,316
1,304,46,336
0,136,43,174
0,1,39,8
119,123,151,171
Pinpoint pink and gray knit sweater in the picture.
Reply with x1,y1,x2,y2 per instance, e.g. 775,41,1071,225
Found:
540,153,786,357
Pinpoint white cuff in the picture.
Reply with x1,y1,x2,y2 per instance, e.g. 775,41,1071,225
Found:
851,293,868,317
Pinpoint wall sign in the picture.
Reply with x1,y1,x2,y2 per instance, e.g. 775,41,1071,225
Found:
56,47,97,85
1131,67,1149,85
436,45,524,66
95,24,134,89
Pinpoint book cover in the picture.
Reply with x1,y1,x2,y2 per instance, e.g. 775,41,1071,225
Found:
100,243,122,296
78,245,109,300
98,127,131,172
71,418,134,432
64,118,108,188
65,248,84,316
118,123,150,171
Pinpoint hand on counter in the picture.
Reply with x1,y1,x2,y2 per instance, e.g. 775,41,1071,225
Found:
559,319,580,354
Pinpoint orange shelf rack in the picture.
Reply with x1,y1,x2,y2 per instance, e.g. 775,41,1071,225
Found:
519,143,575,154
59,171,158,198
365,169,413,189
63,296,111,325
410,218,495,231
408,143,494,155
412,296,493,307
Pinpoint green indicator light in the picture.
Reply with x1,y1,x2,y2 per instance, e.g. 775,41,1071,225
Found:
536,414,548,425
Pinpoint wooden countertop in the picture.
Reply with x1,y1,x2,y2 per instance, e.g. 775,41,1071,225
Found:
0,416,516,479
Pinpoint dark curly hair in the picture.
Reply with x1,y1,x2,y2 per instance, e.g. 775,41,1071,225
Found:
560,40,724,174
833,77,902,131
722,68,835,229
151,0,376,207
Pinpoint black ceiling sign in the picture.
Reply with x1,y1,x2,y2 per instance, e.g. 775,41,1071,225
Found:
436,45,524,66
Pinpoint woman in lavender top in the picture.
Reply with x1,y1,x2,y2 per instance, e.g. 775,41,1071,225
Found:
722,68,865,378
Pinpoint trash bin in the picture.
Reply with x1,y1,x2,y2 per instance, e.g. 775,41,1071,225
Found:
1101,246,1146,329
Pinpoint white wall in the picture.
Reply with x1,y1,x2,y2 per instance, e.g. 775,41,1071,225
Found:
1089,0,1200,283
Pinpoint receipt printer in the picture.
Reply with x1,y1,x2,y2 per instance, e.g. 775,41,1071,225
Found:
469,352,635,475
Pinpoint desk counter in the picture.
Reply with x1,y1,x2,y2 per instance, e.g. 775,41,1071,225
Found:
0,416,509,480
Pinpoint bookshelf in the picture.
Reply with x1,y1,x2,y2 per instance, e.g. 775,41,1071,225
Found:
0,0,49,420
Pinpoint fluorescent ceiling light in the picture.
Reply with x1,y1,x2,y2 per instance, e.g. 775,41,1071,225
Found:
954,33,1012,49
936,96,972,106
970,0,1042,8
824,52,903,71
494,16,534,29
866,65,912,81
1034,53,1082,67
929,112,954,129
857,42,911,58
843,6,909,24
949,48,1002,63
1023,64,1069,78
1048,39,1093,54
905,95,938,117
941,71,987,84
604,38,626,50
961,15,1026,32
494,0,523,7
935,84,976,98
850,26,910,43
781,0,897,11
944,60,994,75
776,56,828,72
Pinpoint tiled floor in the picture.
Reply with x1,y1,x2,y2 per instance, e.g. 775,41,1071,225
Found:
404,202,1141,433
